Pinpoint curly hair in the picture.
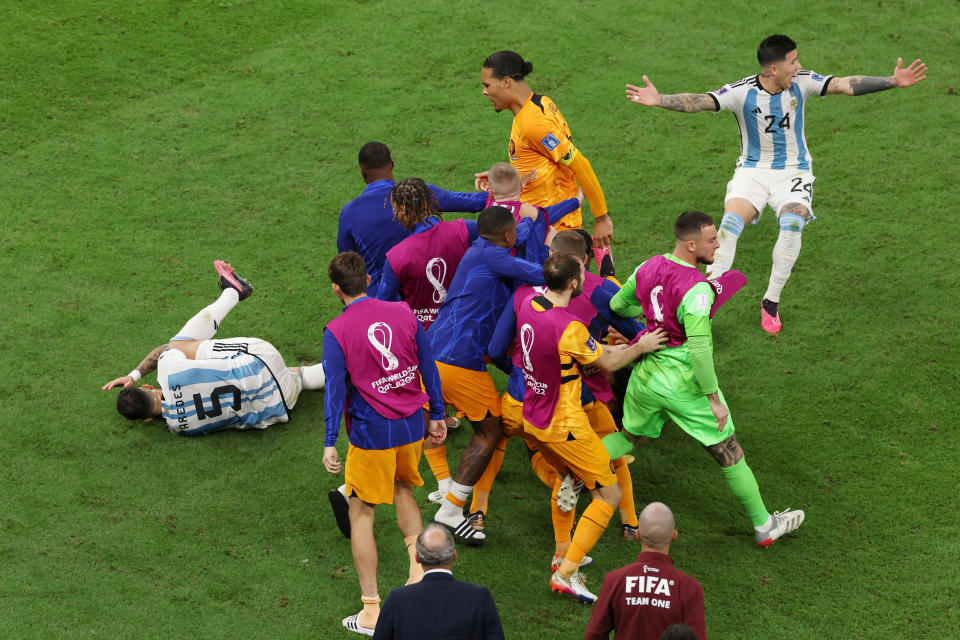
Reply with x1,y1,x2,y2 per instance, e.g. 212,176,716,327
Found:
390,178,441,231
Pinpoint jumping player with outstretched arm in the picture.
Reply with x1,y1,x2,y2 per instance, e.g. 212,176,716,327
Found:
625,34,926,333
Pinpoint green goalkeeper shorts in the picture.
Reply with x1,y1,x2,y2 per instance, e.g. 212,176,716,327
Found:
622,378,735,447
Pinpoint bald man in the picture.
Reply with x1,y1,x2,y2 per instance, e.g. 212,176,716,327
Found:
584,503,707,640
374,524,504,640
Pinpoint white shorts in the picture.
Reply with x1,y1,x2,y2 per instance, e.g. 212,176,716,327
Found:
196,337,302,410
725,168,816,221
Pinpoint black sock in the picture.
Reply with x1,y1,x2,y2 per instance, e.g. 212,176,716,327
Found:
762,298,779,317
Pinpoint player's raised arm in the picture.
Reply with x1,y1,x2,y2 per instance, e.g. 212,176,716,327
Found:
625,75,717,113
826,57,927,95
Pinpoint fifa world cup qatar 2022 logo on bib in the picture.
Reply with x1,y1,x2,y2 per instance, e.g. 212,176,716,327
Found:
520,323,535,371
519,323,547,396
367,322,400,371
367,321,419,394
425,257,447,304
650,285,666,323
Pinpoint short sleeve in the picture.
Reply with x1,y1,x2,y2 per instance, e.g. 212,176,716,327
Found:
521,98,574,162
558,321,602,366
708,82,740,113
796,70,834,98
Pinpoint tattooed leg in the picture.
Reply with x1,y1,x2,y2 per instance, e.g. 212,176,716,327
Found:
705,433,745,468
712,434,771,528
453,413,503,485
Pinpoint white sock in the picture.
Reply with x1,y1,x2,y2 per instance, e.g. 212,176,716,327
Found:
436,477,452,496
711,212,744,278
755,515,774,532
763,229,803,303
435,481,472,520
172,289,239,340
301,364,326,390
338,484,348,499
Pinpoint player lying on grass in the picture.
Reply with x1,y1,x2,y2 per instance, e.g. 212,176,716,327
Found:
102,261,326,436
626,34,926,334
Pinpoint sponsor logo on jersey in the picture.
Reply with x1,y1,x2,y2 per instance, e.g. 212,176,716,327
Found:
585,336,597,352
541,132,561,151
811,72,825,82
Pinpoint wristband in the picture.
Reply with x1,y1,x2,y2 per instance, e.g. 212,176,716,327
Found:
128,369,142,382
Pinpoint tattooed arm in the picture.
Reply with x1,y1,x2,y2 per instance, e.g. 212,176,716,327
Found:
101,343,170,390
827,57,927,95
626,75,718,112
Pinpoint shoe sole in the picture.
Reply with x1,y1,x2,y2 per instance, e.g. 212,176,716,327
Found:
549,581,596,604
328,489,351,539
214,260,251,298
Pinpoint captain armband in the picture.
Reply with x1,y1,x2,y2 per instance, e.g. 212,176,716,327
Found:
558,146,580,166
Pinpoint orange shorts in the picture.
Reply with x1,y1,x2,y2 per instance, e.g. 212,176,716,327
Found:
536,424,616,491
435,362,501,422
345,439,424,505
584,400,617,438
500,393,526,439
501,393,542,451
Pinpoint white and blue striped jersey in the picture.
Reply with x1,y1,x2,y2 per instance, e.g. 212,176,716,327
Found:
708,71,833,171
156,346,289,436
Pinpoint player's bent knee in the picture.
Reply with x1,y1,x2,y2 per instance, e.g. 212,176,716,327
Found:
593,481,622,506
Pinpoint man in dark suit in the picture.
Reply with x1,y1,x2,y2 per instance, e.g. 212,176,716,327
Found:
373,523,505,640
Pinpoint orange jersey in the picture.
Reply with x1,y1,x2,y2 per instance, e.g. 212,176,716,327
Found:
510,93,583,228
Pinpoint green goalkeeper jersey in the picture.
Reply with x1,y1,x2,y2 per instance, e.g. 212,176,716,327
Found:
610,254,717,400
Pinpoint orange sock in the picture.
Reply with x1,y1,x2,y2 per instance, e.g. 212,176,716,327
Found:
469,436,508,514
423,445,450,482
551,478,576,546
613,457,638,527
530,450,559,489
560,499,615,576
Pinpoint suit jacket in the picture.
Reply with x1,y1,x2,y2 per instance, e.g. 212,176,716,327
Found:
373,570,505,640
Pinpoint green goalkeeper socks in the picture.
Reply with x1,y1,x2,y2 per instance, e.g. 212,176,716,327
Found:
720,458,770,528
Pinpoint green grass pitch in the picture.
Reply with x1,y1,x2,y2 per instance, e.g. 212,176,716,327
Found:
2,1,958,638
